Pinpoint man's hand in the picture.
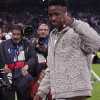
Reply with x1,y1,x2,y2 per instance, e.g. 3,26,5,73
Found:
4,64,11,73
21,64,29,76
38,70,45,81
65,14,74,26
33,94,42,100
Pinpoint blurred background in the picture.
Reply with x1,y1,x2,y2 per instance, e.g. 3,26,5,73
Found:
0,0,100,33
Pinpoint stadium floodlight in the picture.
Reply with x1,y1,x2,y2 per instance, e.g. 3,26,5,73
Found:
42,0,45,2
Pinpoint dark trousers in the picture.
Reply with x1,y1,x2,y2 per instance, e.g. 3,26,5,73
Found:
12,69,33,100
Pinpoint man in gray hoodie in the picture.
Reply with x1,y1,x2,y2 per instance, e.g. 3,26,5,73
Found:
33,0,100,100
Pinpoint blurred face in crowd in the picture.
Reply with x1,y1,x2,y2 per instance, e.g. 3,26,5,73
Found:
37,23,49,38
48,5,67,30
12,29,22,43
0,28,3,40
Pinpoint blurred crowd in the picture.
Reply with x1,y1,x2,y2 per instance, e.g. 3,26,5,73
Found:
0,11,100,36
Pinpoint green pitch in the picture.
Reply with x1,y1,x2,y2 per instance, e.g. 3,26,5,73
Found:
88,64,100,100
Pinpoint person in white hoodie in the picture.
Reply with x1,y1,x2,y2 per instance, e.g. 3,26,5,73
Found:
33,0,100,100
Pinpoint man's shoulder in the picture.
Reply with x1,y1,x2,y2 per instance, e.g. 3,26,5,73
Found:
72,19,90,28
1,39,11,45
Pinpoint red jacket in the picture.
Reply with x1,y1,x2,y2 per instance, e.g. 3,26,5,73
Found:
7,61,25,70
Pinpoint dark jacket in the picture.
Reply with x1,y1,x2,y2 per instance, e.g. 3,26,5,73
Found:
0,38,38,77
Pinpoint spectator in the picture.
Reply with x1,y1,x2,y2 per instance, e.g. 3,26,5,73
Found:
0,24,38,100
24,25,34,40
34,22,49,58
31,22,49,98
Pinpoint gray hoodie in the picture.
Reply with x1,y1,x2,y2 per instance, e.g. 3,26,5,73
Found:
37,19,100,99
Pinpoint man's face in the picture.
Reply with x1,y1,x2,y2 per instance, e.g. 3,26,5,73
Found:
48,5,66,28
37,24,49,38
12,29,22,43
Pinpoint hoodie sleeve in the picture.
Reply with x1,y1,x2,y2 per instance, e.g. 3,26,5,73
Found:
37,68,50,98
72,19,100,54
